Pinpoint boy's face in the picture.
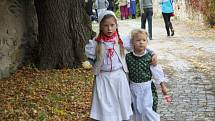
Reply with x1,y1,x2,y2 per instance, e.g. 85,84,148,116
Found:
132,33,148,53
100,17,117,37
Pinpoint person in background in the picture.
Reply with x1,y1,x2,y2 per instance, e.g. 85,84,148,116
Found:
160,0,175,37
129,0,136,19
126,28,172,121
139,0,153,40
107,0,115,11
85,0,95,21
95,0,109,15
118,0,129,20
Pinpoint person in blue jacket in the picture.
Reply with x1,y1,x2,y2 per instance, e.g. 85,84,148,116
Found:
160,0,175,36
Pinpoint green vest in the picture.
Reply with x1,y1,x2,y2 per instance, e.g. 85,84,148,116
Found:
126,52,152,83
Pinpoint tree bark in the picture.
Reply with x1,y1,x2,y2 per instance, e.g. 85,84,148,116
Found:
34,0,95,69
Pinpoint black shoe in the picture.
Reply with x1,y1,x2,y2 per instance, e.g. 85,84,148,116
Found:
132,15,136,19
121,16,123,20
171,30,174,36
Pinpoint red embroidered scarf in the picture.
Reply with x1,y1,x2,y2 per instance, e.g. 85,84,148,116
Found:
95,31,123,45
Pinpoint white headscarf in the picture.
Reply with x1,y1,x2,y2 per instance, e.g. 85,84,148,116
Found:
98,10,117,24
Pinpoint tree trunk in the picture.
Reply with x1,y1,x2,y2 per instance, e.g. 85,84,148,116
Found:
34,0,95,69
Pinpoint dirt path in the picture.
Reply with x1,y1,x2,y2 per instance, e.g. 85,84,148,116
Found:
116,17,215,120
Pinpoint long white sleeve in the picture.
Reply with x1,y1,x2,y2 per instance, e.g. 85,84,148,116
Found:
150,65,166,84
85,39,97,60
122,35,132,52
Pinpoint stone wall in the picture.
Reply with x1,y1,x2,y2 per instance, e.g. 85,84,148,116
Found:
0,0,37,79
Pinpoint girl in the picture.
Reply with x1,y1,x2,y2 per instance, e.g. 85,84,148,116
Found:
126,29,172,121
85,10,133,121
118,0,129,20
160,0,175,36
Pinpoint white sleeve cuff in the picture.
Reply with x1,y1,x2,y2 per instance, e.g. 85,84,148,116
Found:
85,39,97,60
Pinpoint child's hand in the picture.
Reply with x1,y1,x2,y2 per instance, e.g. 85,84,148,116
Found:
160,83,172,104
164,95,172,104
151,54,158,65
82,61,92,69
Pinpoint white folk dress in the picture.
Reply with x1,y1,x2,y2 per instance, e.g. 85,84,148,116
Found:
129,51,166,121
85,38,133,121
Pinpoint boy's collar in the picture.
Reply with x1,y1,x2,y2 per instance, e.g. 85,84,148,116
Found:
132,49,147,57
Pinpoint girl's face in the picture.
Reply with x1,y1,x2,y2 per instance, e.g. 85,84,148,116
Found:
132,33,148,53
100,17,117,37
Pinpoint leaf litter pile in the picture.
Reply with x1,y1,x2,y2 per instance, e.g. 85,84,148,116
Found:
0,66,94,121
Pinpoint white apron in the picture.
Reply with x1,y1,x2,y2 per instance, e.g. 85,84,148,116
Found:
130,81,160,121
90,69,133,121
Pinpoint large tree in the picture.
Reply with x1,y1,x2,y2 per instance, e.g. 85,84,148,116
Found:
34,0,95,69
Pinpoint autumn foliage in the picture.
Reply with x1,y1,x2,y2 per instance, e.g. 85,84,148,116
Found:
187,0,215,27
0,67,94,121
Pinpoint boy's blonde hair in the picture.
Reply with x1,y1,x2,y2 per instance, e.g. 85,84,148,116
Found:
130,29,148,44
